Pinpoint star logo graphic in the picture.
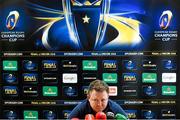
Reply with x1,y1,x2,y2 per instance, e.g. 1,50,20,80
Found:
82,15,90,23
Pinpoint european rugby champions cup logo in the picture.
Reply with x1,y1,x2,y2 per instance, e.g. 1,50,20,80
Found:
159,10,173,30
62,0,110,50
6,11,20,30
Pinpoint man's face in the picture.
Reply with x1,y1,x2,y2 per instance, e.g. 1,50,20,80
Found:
88,90,109,112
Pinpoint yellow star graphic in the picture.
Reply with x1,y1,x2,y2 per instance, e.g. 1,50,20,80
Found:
82,15,90,23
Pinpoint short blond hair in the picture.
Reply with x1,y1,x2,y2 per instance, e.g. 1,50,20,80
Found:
88,80,109,94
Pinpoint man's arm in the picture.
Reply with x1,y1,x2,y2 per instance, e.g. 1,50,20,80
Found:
68,100,87,119
68,105,81,119
109,100,127,117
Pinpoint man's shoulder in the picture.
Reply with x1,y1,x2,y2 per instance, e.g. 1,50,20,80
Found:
108,99,119,106
108,99,127,116
76,99,88,109
68,99,89,119
108,99,123,111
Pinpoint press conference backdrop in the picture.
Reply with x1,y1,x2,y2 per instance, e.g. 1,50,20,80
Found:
0,0,180,119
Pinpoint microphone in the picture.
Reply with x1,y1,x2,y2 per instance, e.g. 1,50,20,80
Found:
85,114,95,120
106,112,115,119
95,112,107,120
115,113,128,120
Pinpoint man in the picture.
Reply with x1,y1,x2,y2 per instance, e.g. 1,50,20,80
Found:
68,80,127,119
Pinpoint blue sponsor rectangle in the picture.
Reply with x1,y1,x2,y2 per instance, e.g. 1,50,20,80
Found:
3,110,18,119
123,60,137,70
63,86,78,97
142,110,157,119
3,73,17,84
43,110,57,119
162,60,176,70
143,86,157,96
23,60,38,71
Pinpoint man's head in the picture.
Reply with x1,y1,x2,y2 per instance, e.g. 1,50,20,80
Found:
87,80,109,112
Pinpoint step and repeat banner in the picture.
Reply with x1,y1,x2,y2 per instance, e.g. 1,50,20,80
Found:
0,0,179,119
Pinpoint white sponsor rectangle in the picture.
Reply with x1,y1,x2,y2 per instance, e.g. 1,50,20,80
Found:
162,73,176,83
63,73,77,83
109,86,117,96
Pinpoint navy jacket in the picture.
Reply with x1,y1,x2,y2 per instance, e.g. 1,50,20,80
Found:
68,99,127,119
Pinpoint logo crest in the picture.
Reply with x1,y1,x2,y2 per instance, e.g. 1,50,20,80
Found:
159,10,173,29
6,11,19,30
